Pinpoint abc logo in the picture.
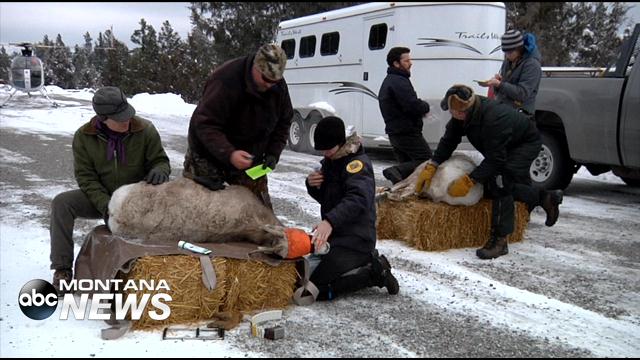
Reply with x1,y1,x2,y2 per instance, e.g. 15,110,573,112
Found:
18,279,58,320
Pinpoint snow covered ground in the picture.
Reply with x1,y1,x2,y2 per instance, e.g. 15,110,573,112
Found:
0,87,638,357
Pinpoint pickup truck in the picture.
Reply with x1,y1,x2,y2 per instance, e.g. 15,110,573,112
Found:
530,23,640,190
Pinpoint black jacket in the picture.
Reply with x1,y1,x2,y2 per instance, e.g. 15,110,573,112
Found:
432,96,540,184
306,145,376,254
378,67,430,135
186,55,294,172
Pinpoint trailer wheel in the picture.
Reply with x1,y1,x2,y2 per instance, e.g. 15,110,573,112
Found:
530,130,574,190
302,115,321,155
288,112,305,152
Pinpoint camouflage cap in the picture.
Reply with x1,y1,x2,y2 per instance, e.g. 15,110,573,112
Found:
254,44,287,81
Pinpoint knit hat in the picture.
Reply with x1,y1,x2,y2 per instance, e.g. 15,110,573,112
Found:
501,29,524,52
92,86,135,122
254,44,287,82
314,116,346,151
440,84,476,112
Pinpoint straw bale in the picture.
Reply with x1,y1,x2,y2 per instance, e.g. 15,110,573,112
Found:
377,196,529,251
119,255,296,330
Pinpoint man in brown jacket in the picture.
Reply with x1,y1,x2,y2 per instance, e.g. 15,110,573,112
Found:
183,44,294,209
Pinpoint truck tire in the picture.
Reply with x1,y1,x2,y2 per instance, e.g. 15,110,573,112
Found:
288,112,305,152
530,131,574,190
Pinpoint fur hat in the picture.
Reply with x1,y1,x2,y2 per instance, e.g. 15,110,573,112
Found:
501,29,524,52
92,86,135,122
314,116,346,151
254,44,287,81
440,84,476,112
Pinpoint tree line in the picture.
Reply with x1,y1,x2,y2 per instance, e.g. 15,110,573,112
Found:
0,2,633,104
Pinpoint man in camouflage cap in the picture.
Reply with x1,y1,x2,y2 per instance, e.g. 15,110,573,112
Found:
183,43,293,210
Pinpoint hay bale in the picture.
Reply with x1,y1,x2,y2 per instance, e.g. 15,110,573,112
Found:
377,196,529,251
119,255,296,330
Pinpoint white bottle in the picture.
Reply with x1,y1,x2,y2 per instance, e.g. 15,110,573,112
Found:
178,240,212,255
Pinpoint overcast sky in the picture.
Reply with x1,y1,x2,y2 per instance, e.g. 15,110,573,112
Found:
0,2,639,52
0,2,192,50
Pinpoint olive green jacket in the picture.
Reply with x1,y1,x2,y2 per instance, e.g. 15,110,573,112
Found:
72,116,171,215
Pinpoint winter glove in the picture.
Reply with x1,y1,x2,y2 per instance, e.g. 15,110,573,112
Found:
144,167,169,185
262,154,278,170
192,175,225,191
415,163,438,193
447,174,475,197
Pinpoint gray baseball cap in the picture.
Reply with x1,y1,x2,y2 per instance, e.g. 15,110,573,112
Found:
92,86,135,122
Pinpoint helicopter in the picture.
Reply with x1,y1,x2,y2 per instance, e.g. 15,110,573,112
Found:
1,42,58,108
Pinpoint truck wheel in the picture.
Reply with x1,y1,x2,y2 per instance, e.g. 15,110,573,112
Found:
288,112,305,152
619,177,640,187
530,131,574,190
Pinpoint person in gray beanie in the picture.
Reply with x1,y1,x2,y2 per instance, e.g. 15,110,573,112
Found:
480,29,542,115
48,86,171,295
183,43,293,210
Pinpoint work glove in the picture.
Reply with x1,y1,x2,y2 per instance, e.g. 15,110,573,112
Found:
144,167,169,185
193,176,225,191
415,163,438,193
447,174,475,197
262,154,278,170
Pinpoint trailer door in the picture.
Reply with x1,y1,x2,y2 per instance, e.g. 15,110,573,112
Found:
619,26,640,167
361,14,394,138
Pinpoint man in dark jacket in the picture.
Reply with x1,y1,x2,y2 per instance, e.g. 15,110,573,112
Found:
378,47,432,184
415,85,563,260
480,29,542,114
183,44,294,209
50,86,171,294
306,116,399,300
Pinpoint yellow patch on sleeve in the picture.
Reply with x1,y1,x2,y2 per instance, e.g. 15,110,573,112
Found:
346,160,364,174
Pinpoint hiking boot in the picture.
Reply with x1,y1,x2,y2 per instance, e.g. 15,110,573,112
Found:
541,190,563,227
52,269,73,297
382,167,403,185
376,253,399,295
476,236,508,260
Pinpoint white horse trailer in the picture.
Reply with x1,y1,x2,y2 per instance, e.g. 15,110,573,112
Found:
276,2,506,153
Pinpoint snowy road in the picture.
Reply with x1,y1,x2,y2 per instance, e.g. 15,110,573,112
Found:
1,88,639,357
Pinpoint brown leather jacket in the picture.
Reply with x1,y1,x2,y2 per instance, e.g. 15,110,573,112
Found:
184,54,293,178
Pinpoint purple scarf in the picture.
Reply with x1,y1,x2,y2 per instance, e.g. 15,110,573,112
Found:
95,120,128,165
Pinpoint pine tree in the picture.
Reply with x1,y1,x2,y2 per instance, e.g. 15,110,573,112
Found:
129,18,161,93
0,46,11,82
158,20,185,93
505,2,630,66
189,2,363,64
179,28,215,103
101,30,130,92
47,34,75,88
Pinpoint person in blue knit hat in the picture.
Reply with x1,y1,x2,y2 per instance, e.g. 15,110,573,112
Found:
480,29,542,115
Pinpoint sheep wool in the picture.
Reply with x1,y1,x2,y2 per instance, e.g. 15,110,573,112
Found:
108,178,284,245
424,154,483,206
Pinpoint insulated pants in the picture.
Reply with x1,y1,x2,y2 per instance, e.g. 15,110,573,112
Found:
310,246,377,300
50,189,102,270
386,133,433,180
486,137,542,237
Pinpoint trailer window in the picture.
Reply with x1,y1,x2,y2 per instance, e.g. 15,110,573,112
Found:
368,24,387,50
300,36,316,58
320,32,340,56
281,39,296,59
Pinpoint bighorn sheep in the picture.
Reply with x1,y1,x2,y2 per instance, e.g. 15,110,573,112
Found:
108,178,287,246
381,154,483,206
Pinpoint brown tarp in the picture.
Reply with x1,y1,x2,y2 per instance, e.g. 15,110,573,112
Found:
74,225,286,290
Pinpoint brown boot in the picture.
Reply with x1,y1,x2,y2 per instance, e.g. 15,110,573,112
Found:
52,269,73,297
541,190,563,226
476,236,508,260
